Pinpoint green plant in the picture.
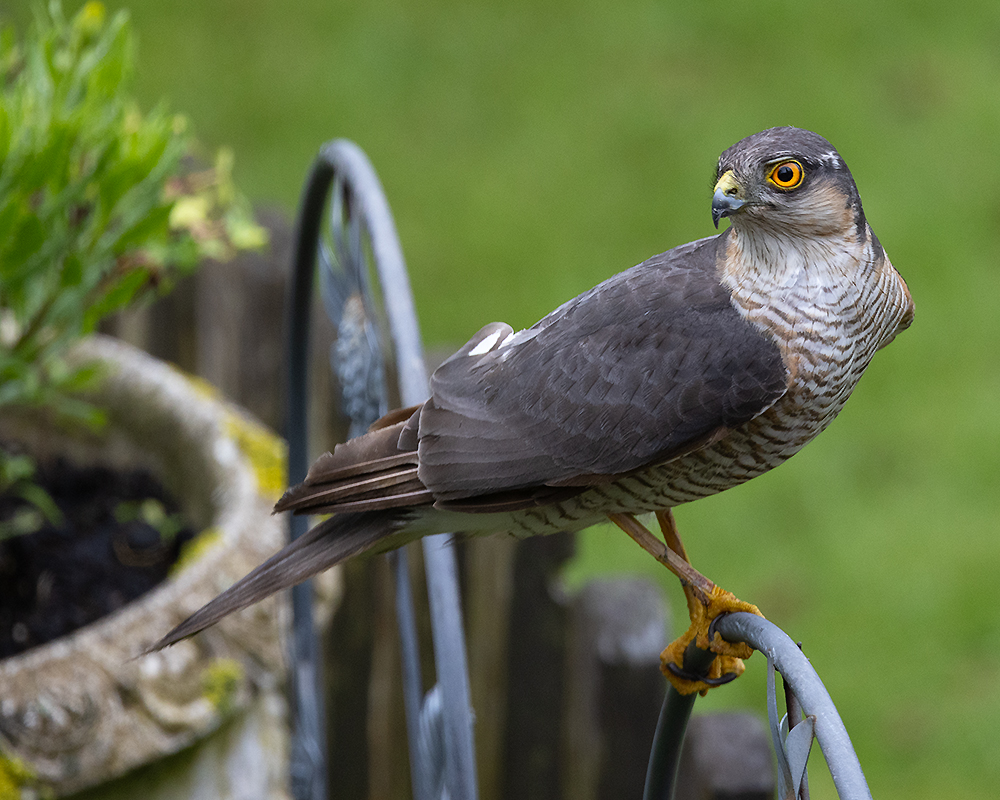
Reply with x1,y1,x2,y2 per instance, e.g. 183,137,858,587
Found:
0,1,265,534
0,451,62,541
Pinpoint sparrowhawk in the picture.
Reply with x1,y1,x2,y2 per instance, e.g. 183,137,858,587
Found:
154,127,914,690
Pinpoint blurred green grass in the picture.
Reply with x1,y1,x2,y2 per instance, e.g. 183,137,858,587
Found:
6,0,999,796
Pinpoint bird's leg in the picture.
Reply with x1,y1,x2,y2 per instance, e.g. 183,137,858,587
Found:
655,509,688,562
606,511,713,594
607,511,764,696
654,509,701,623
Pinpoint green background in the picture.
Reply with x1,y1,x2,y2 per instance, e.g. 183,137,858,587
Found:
6,1,999,797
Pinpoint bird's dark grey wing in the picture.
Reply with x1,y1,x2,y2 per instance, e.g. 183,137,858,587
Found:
413,235,789,501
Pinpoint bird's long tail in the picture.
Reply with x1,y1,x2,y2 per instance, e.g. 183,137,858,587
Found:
150,509,410,651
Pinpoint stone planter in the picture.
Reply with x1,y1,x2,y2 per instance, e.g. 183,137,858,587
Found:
0,336,295,799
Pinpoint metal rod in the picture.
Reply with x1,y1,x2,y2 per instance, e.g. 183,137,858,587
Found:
714,612,872,800
285,154,336,800
642,643,716,800
391,546,435,800
319,140,478,800
784,669,812,800
421,534,479,798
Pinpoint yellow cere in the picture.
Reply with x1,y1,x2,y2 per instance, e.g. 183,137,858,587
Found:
713,170,742,197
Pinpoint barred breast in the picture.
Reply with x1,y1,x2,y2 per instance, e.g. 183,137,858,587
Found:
492,226,913,538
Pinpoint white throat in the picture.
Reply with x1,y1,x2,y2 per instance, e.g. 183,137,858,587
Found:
724,221,869,292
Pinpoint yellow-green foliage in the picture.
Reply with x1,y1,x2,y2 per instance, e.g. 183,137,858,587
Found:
201,658,244,716
0,0,264,539
0,0,191,474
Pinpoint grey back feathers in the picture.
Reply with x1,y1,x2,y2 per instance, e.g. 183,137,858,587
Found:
416,236,787,500
275,235,788,515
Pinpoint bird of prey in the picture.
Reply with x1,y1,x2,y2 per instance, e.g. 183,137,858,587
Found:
154,127,914,691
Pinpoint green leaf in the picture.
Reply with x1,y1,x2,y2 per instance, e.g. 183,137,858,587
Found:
48,394,106,429
59,359,105,392
0,508,46,541
0,2,258,441
60,251,83,286
0,452,37,488
0,99,11,165
82,264,150,329
1,201,47,271
112,198,171,253
17,482,64,526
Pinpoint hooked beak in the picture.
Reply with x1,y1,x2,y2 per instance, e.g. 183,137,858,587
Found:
712,170,746,228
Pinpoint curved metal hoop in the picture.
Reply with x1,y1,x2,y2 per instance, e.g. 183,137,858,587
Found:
285,140,478,800
716,612,872,800
643,612,872,800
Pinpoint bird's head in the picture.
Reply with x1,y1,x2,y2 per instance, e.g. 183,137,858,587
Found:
711,127,865,240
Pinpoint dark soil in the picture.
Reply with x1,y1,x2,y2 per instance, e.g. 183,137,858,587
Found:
0,454,196,659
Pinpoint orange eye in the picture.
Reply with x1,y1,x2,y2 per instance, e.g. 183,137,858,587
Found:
768,159,804,190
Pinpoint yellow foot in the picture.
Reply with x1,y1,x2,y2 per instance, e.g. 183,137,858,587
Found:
606,510,766,696
660,584,763,696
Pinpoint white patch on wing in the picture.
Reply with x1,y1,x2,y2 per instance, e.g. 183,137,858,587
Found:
501,328,538,348
468,329,503,355
492,328,536,362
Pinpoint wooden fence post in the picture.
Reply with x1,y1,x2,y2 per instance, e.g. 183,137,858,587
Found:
564,578,670,800
498,533,576,800
674,713,775,800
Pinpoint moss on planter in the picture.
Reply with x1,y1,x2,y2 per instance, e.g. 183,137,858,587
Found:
170,526,223,577
202,658,244,716
0,337,291,798
0,753,40,800
168,368,287,500
222,413,286,501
